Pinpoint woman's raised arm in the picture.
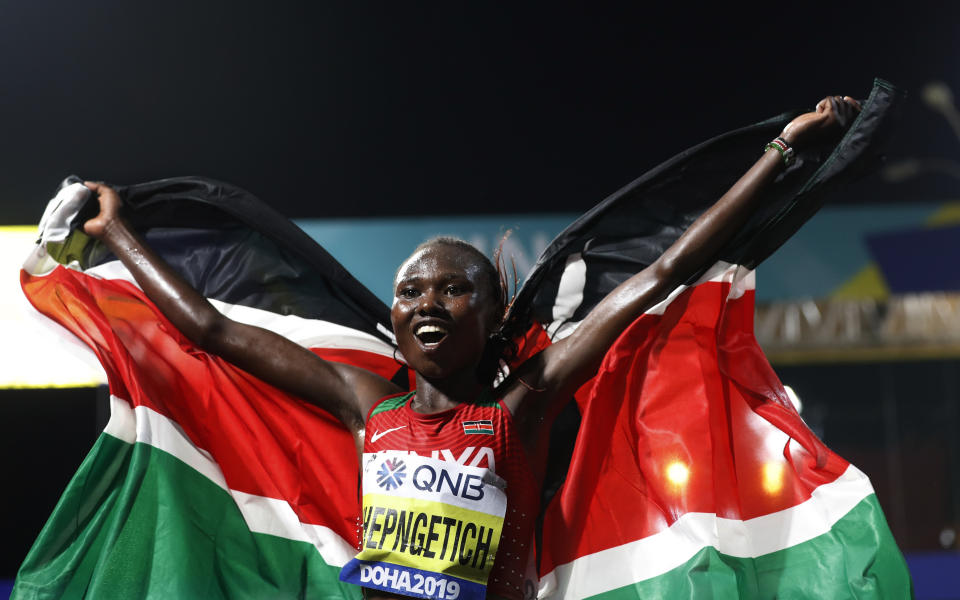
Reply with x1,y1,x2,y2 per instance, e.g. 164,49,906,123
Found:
514,96,860,401
83,182,401,438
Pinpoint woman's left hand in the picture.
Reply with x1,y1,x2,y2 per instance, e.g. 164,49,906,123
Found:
780,95,861,147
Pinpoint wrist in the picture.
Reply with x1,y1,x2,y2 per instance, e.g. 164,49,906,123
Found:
764,136,795,167
100,215,130,242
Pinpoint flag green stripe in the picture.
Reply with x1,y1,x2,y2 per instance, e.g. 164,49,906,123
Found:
13,433,361,600
15,427,911,599
585,495,912,600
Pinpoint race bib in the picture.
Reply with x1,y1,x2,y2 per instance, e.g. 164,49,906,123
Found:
339,452,507,600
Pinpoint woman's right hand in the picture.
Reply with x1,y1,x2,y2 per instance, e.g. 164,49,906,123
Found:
82,182,122,239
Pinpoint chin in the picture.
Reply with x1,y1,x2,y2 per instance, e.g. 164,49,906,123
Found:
409,360,454,380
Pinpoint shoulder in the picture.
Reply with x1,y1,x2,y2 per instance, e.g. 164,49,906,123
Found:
326,362,405,426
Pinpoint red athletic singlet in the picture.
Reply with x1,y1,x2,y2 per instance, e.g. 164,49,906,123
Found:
364,390,539,600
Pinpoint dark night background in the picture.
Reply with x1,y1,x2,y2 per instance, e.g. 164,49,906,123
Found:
2,0,959,593
1,2,958,224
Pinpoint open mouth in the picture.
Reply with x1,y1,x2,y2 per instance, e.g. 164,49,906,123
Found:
415,324,449,346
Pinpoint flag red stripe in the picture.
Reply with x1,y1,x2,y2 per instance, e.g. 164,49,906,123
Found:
539,279,850,571
22,266,364,541
22,265,849,569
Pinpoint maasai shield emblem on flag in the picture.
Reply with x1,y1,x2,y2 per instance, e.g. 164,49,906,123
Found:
15,79,911,599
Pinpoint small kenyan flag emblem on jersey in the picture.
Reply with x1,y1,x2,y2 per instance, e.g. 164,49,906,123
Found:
462,420,494,435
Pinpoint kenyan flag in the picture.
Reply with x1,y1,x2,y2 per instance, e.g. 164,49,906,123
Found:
15,177,392,599
505,78,911,598
530,263,910,597
15,79,910,599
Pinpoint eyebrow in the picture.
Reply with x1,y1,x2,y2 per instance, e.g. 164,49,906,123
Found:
395,273,473,286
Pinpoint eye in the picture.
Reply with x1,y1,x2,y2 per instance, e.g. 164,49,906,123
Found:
445,284,462,295
399,287,419,299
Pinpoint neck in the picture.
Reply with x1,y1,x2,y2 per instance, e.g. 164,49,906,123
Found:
412,371,484,413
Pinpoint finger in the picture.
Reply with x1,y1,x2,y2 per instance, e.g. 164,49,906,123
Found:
83,180,123,212
84,181,119,200
827,95,857,129
83,181,105,195
842,95,862,111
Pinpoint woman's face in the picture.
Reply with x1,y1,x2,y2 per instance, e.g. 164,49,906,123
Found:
391,244,499,380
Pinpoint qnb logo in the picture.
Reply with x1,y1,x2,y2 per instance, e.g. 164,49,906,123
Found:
376,458,407,490
412,464,485,501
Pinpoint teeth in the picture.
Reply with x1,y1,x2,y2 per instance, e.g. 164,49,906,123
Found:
415,324,449,346
416,324,448,336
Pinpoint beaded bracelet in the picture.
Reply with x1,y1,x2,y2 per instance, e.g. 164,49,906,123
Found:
764,136,795,166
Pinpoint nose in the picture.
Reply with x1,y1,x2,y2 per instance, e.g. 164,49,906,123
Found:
417,288,446,315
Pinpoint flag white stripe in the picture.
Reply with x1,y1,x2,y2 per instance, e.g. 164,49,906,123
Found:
537,464,874,599
547,253,586,339
20,258,396,360
104,395,357,567
548,261,755,340
85,260,395,357
104,393,875,593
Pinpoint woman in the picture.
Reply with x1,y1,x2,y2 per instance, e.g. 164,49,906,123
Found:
81,95,859,600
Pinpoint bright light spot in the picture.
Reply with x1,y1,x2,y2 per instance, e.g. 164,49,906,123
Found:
762,461,785,495
666,461,689,486
939,527,956,549
922,81,954,110
784,385,802,413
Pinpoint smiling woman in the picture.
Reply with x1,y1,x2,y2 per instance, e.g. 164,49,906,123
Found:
392,241,503,386
62,94,892,600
